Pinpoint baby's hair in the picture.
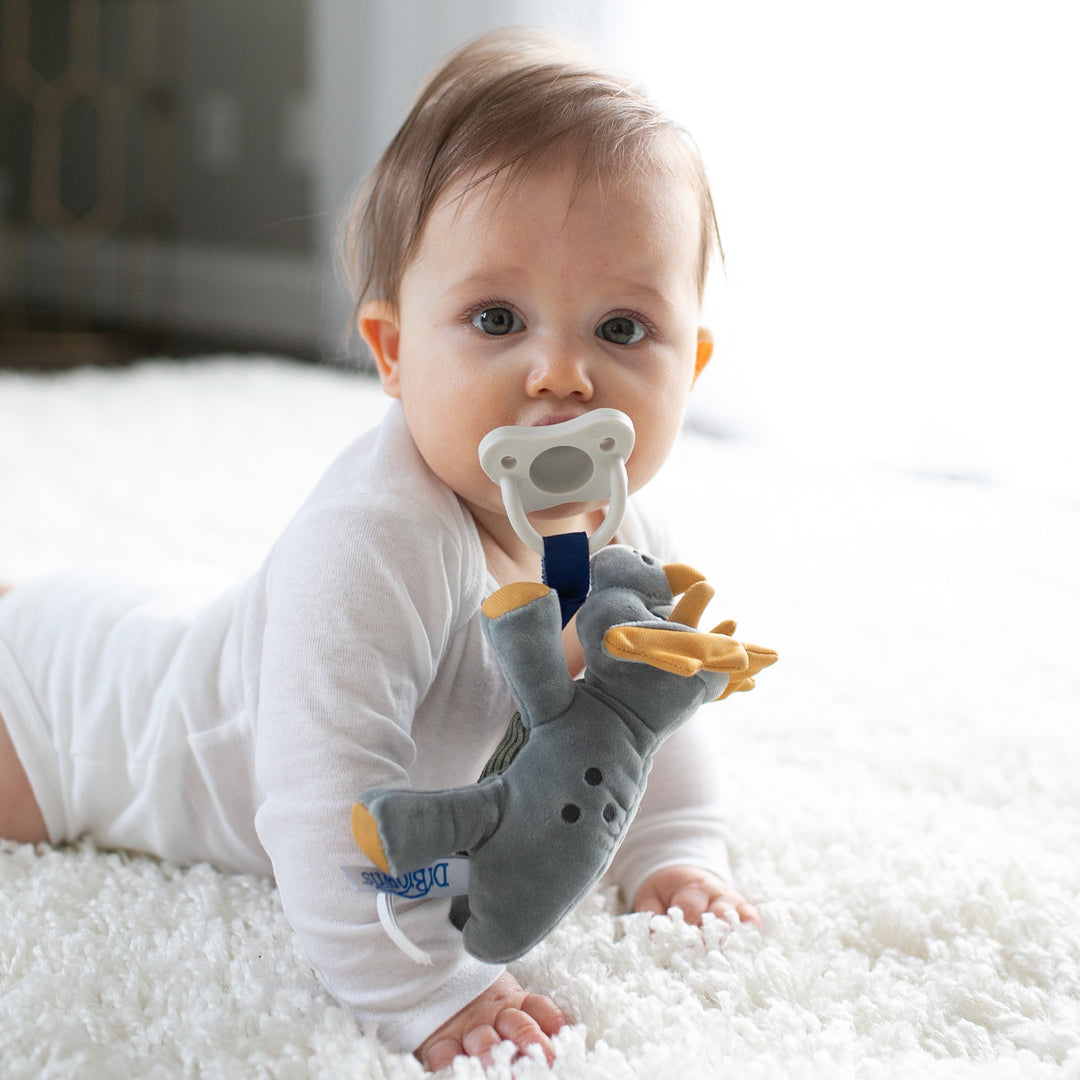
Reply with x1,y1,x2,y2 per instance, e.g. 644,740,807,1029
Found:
343,26,720,317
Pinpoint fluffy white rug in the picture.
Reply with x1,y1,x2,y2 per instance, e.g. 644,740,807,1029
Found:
1,358,1077,1079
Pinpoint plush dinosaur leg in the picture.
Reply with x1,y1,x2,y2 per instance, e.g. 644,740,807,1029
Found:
352,779,505,877
480,583,574,727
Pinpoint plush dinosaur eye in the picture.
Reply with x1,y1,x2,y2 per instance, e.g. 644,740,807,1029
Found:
603,803,617,823
584,767,603,786
561,803,581,823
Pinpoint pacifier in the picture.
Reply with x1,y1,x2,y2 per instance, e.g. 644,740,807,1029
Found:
478,409,635,555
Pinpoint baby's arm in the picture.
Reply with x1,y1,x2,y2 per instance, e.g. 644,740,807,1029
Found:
609,707,753,922
253,501,513,1052
608,512,759,929
416,972,570,1071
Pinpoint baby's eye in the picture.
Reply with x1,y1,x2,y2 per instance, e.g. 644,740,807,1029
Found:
596,316,646,346
471,307,523,336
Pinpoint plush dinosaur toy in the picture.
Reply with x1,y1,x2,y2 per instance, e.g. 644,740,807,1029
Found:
350,543,777,964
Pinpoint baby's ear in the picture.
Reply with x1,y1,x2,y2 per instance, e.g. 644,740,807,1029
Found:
693,326,714,384
358,301,402,398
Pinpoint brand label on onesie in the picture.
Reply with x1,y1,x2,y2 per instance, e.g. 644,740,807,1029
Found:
341,857,471,899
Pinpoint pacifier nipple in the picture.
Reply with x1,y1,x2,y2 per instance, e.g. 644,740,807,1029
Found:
529,444,594,495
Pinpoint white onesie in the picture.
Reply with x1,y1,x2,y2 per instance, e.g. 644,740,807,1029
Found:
0,402,734,1051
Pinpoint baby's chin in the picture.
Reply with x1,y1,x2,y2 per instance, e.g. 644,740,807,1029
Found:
527,501,608,536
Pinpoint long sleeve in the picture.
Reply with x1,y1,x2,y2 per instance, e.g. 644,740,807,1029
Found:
251,460,508,1051
605,712,734,908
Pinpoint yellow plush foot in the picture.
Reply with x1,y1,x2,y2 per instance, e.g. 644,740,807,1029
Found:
718,643,779,698
351,802,391,873
481,581,551,618
603,625,749,677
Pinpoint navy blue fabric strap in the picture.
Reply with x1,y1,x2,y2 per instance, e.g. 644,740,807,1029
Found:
542,531,591,627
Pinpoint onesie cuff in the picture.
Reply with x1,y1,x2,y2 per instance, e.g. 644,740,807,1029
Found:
382,958,506,1053
607,809,735,911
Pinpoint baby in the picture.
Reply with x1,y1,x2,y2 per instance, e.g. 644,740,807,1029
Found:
0,28,758,1071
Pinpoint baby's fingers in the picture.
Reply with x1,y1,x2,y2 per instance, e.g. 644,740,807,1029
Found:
669,881,712,924
706,893,762,929
495,1008,557,1064
422,1036,465,1072
520,991,572,1037
462,1023,503,1067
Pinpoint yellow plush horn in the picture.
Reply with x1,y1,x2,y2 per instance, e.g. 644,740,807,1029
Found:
664,563,705,596
669,581,715,629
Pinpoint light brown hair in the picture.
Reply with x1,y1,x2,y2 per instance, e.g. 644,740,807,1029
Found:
343,27,719,316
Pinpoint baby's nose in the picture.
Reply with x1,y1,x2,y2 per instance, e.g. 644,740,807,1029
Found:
526,348,593,400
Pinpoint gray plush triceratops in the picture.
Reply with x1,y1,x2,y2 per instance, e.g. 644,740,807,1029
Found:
351,544,777,964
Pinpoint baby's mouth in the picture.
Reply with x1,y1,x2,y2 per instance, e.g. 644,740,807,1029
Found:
532,412,587,428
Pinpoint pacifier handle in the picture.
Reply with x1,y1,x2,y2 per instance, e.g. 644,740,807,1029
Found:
497,463,626,555
478,409,635,556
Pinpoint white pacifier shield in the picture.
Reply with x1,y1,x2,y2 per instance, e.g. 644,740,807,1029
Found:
478,409,635,554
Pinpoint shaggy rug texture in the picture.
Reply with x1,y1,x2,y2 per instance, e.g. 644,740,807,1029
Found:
1,358,1077,1079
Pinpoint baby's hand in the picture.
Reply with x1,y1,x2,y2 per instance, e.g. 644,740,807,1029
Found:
416,971,570,1072
633,865,762,928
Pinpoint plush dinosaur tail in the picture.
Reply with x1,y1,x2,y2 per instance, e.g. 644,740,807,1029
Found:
352,779,506,878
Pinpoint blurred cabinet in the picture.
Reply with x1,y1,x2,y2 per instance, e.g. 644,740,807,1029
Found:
0,0,319,367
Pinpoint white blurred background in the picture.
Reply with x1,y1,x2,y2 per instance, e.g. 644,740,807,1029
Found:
629,1,1080,498
3,0,1077,497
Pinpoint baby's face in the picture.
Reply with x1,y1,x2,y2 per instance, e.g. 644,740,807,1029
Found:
366,158,709,536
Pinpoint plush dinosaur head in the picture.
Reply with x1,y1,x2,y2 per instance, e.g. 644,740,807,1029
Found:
578,546,765,734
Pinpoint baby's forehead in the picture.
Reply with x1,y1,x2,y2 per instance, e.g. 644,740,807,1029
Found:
434,149,701,231
405,159,704,311
400,136,713,302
